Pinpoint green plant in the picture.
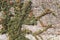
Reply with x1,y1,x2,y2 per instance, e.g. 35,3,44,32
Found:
0,0,34,40
0,0,53,40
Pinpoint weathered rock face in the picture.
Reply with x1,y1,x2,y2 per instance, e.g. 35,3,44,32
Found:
21,0,60,40
31,0,60,35
0,0,60,40
27,0,60,40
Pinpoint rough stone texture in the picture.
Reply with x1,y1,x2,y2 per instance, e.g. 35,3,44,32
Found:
31,0,60,34
30,0,60,40
0,0,60,40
